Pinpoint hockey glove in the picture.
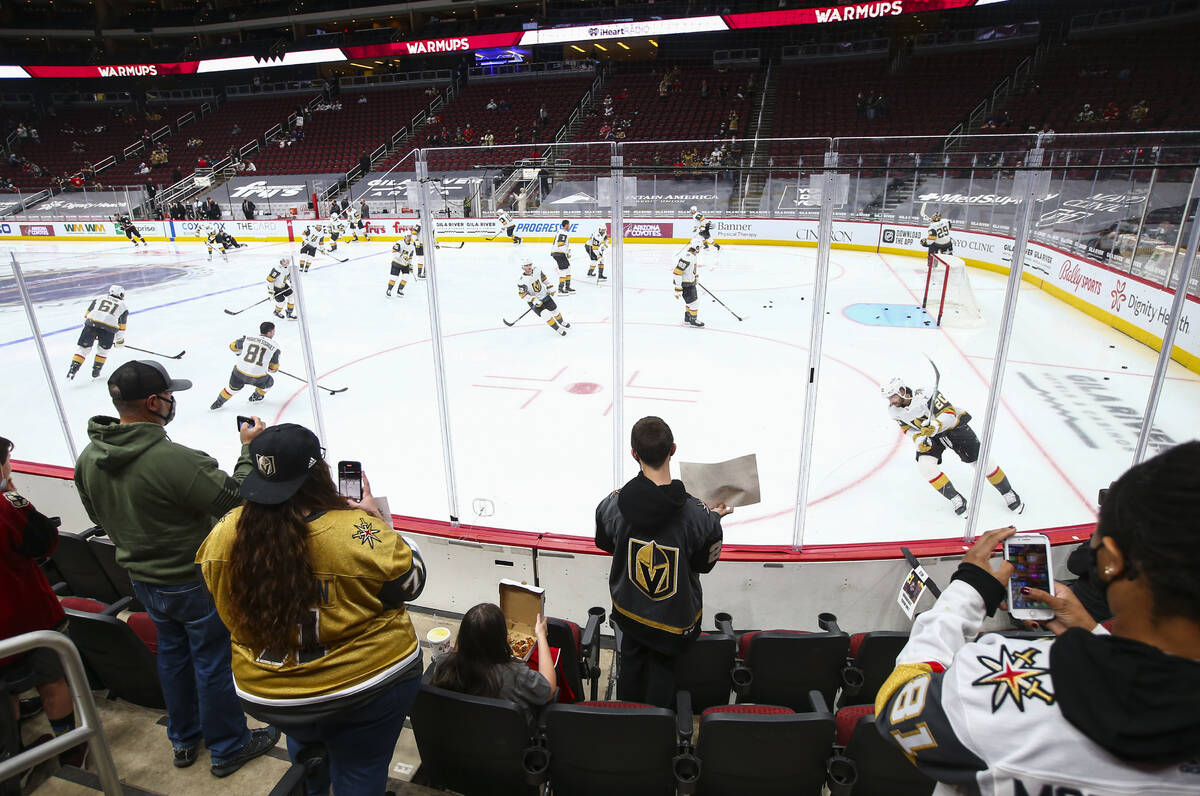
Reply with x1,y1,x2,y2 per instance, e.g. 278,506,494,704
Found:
532,299,543,310
917,439,933,454
915,419,941,439
673,281,683,299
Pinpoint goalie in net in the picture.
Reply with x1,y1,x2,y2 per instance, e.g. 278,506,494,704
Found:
922,251,985,328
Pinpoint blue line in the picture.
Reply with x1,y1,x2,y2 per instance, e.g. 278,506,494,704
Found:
0,247,381,349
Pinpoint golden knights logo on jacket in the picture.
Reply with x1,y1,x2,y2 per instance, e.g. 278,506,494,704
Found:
628,538,678,601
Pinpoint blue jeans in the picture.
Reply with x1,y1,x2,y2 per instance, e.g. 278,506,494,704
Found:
283,674,421,795
131,579,251,764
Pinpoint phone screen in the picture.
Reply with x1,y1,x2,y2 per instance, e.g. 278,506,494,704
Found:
338,461,362,501
1008,542,1051,611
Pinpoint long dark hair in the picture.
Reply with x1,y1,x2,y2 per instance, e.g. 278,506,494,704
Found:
227,461,347,656
430,603,514,698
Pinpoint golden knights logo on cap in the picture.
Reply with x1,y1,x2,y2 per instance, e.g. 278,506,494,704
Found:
628,538,678,601
255,454,277,477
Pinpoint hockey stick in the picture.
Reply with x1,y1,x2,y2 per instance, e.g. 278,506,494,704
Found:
124,344,185,359
698,282,744,322
919,201,930,221
926,356,941,413
277,368,348,395
437,240,465,249
320,249,349,263
503,307,534,327
223,297,271,316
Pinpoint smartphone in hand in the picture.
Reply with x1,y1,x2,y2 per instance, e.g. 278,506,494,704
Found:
236,416,253,432
1005,533,1054,621
337,460,363,501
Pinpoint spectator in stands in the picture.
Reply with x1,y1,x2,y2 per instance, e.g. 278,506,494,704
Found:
73,362,281,777
145,179,157,201
197,155,208,168
1076,103,1097,123
876,442,1200,794
482,130,494,147
486,97,498,111
137,162,150,175
241,197,255,220
29,128,39,145
357,94,367,104
512,123,522,142
359,151,371,175
463,124,475,144
428,603,556,727
1103,101,1121,121
187,137,203,149
498,97,510,111
539,105,549,125
243,161,256,173
71,141,86,153
15,124,27,142
171,166,182,182
231,123,241,136
700,80,709,99
196,423,426,795
594,416,729,708
0,436,88,768
1128,99,1149,122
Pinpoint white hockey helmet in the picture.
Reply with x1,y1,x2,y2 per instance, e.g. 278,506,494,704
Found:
689,205,698,214
518,254,534,271
880,377,910,400
109,284,125,299
279,257,290,267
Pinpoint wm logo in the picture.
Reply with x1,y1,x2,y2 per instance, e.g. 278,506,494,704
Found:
628,538,679,601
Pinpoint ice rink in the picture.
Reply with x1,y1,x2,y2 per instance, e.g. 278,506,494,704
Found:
3,233,1197,547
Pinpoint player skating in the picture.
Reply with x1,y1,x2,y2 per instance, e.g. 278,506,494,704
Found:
267,257,297,320
585,226,609,281
387,232,416,297
298,223,325,273
345,203,370,241
673,242,705,327
211,321,281,409
67,285,127,379
495,209,521,244
881,377,1024,516
199,222,228,261
412,222,427,279
517,255,569,336
551,219,575,295
113,213,146,246
923,212,953,255
327,211,345,252
690,205,720,252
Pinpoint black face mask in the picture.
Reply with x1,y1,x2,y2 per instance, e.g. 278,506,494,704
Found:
150,394,176,426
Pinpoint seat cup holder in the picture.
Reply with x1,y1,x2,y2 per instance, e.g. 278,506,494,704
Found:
673,752,701,794
522,745,550,785
826,753,858,796
841,665,865,695
731,662,753,696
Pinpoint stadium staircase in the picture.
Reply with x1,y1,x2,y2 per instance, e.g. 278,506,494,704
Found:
736,61,776,213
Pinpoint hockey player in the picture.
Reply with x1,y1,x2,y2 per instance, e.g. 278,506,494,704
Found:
551,219,575,295
495,209,521,244
113,213,146,246
199,221,227,261
690,205,720,251
923,212,953,255
673,242,705,327
210,321,281,409
298,223,324,273
411,222,426,279
881,377,1023,515
387,232,416,297
67,285,127,379
517,256,569,336
327,211,345,252
215,225,243,250
585,226,609,281
266,257,297,320
345,203,370,241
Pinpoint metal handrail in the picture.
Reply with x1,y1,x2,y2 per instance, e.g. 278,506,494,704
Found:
0,630,121,794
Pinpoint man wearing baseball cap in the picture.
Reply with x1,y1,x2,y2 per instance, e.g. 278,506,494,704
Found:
74,360,281,777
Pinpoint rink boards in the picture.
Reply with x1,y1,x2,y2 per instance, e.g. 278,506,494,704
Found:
4,214,1197,372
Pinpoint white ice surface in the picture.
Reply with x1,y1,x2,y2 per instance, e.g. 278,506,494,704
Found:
2,237,1197,547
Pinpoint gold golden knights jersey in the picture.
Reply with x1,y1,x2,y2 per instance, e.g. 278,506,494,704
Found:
230,333,280,378
84,294,128,331
198,507,426,706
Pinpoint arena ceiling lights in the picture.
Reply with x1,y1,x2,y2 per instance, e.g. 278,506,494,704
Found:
0,0,1006,78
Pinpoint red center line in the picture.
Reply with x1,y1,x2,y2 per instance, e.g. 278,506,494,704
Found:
876,253,1094,513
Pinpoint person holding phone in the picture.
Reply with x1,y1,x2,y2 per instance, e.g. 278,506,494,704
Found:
197,423,427,795
874,441,1200,795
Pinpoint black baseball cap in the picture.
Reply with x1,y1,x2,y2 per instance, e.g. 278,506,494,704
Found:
240,423,324,505
107,360,192,401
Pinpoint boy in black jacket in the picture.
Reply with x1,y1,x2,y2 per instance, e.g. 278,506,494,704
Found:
595,416,730,708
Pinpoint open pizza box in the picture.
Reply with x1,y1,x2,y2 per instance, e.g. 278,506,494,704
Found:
499,578,544,662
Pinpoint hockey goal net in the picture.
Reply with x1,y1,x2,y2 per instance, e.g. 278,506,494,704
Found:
922,252,985,327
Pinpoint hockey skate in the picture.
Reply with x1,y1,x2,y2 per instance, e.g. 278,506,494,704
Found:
286,310,298,321
210,399,224,410
951,495,967,516
587,269,595,277
91,366,103,378
248,392,265,402
556,327,567,337
1003,490,1025,514
597,273,607,281
66,365,79,380
274,309,286,319
685,315,705,328
560,320,571,328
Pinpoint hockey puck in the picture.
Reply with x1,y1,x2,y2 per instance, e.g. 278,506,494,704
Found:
1121,365,1128,369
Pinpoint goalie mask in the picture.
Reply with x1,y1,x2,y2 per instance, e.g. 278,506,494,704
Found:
931,212,942,223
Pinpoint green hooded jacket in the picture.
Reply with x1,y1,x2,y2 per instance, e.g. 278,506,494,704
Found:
74,416,252,585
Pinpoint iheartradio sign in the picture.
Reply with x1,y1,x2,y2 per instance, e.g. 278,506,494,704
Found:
618,222,673,238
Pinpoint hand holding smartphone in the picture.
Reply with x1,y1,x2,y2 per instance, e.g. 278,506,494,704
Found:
1005,533,1054,621
337,460,363,501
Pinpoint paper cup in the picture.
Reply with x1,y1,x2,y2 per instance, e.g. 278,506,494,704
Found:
427,626,453,655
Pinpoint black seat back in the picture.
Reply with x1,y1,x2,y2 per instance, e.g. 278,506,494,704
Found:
742,632,850,711
409,684,537,796
697,706,835,796
85,535,141,608
840,632,909,708
542,702,677,796
51,528,122,604
674,633,736,713
62,607,165,710
845,714,935,796
545,618,584,703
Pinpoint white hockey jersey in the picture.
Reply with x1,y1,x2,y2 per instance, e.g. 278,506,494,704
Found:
497,210,513,230
517,270,554,304
345,206,361,223
392,237,416,265
927,218,952,246
302,227,324,249
266,263,292,292
84,294,128,331
887,388,962,441
552,228,571,256
875,578,1200,795
587,228,608,249
672,249,699,286
230,333,281,378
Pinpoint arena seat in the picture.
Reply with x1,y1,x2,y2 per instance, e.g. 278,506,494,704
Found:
410,684,539,796
546,606,605,702
48,527,124,605
834,705,936,796
672,612,738,714
85,533,142,610
733,616,850,711
837,631,910,708
61,596,165,710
